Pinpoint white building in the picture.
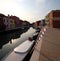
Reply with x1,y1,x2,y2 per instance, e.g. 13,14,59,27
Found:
3,16,12,30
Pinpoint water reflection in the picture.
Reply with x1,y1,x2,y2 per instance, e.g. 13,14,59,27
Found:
0,28,29,49
0,27,36,60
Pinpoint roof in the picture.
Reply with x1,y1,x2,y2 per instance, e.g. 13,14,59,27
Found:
0,13,6,17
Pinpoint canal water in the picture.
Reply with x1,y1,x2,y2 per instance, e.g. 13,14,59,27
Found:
0,27,36,60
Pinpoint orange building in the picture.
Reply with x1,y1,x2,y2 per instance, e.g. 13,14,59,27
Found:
45,10,60,28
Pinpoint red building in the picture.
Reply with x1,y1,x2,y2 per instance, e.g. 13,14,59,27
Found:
45,10,60,28
10,16,23,27
36,21,41,26
35,21,41,28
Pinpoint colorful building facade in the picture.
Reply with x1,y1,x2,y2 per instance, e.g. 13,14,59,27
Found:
45,10,60,28
3,16,15,30
10,16,23,28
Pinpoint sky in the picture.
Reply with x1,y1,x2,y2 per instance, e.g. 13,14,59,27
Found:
0,0,60,23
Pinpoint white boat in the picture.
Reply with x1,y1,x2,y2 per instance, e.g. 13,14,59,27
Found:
2,39,34,61
14,40,34,53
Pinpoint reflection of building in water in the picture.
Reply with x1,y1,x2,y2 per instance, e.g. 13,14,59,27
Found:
0,27,29,49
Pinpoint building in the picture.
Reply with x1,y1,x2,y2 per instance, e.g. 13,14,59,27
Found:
22,21,30,28
45,10,60,28
41,19,45,26
10,16,23,28
3,15,15,30
11,19,15,29
0,13,6,30
35,21,41,28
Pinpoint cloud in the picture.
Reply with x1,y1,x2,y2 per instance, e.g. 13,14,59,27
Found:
0,0,24,15
0,0,46,23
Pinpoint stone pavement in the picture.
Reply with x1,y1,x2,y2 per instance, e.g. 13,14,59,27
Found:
30,27,60,61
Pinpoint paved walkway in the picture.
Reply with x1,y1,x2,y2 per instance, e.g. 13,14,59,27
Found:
30,27,60,61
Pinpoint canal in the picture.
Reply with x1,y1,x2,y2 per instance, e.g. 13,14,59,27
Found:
0,27,36,60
